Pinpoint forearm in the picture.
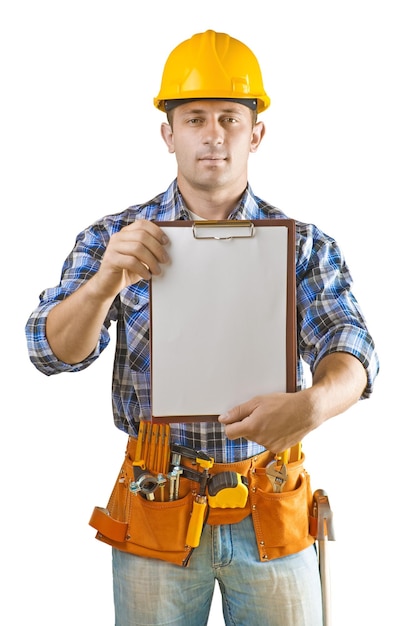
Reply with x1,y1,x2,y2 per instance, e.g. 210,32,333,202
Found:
307,351,367,429
45,220,170,365
46,273,115,364
219,351,368,453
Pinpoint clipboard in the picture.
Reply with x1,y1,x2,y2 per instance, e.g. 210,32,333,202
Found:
150,219,296,423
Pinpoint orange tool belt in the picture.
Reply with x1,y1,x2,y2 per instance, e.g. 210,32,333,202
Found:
89,436,315,567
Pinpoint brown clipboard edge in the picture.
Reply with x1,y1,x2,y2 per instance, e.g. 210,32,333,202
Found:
150,219,296,423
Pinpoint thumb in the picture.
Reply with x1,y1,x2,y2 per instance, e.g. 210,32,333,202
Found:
218,398,256,425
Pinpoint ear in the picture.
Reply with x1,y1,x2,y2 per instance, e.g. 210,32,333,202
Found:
250,121,266,153
160,122,175,153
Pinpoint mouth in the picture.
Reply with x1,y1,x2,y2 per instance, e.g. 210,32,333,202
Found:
198,155,227,162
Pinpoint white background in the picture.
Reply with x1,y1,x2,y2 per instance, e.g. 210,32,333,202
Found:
1,1,415,624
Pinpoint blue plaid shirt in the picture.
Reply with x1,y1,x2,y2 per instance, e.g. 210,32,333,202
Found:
26,180,379,462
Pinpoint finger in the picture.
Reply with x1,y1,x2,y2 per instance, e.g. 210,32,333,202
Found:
128,242,168,276
106,243,158,279
115,225,170,275
218,408,244,440
218,399,254,425
126,219,169,246
218,408,241,425
221,420,247,441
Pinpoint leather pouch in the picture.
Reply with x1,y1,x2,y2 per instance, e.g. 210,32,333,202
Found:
248,454,315,561
89,441,198,567
89,440,315,567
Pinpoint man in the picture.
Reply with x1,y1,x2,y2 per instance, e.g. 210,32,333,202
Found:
26,30,379,625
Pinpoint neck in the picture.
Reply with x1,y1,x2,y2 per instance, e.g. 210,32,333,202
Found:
177,178,246,220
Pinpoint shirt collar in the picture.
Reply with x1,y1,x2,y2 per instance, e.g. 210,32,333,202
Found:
160,179,260,221
228,185,260,220
159,180,189,220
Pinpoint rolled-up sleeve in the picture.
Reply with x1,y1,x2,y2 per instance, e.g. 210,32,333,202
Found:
25,299,109,375
25,223,114,376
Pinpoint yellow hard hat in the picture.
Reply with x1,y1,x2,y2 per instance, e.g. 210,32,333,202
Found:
154,30,270,113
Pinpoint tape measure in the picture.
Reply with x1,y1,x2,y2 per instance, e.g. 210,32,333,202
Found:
207,471,249,508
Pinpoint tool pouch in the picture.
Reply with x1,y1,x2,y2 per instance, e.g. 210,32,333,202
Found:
203,451,315,560
248,453,315,561
89,437,198,566
89,439,315,567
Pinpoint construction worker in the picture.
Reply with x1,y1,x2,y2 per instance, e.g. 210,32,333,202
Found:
26,30,379,626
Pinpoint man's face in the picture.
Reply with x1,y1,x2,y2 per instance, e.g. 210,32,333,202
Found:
161,100,264,194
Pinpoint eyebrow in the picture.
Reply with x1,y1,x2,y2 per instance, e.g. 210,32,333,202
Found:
181,107,243,116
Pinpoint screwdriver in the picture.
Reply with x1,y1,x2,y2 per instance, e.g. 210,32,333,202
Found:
186,469,209,548
185,451,214,547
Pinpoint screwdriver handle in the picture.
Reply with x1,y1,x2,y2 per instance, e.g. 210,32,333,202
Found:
186,496,207,548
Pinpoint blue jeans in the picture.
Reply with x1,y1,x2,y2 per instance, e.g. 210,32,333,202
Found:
112,515,322,625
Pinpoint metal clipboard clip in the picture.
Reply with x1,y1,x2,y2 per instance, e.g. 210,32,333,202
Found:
192,221,255,241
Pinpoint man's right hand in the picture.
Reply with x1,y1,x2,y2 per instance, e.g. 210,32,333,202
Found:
95,220,170,299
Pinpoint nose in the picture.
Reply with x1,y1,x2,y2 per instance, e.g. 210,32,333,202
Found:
202,118,224,145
